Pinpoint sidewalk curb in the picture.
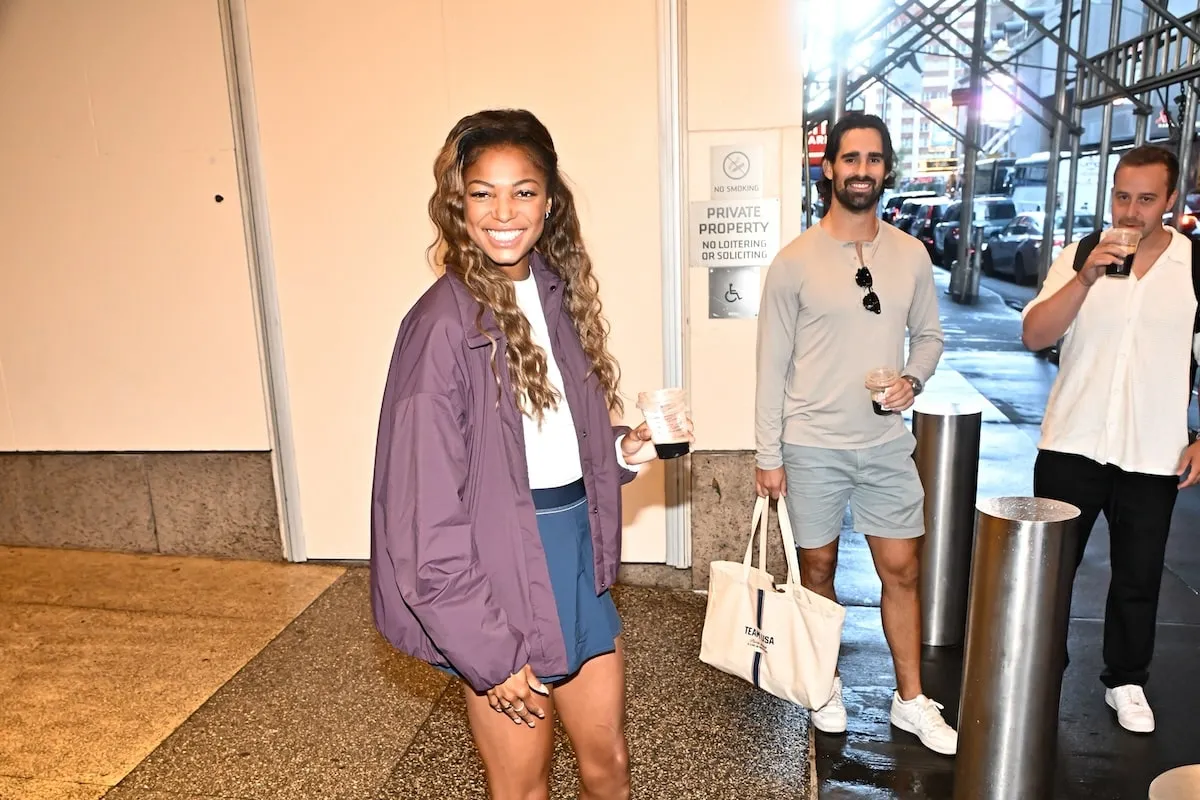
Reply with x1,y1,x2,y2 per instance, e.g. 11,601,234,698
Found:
934,268,1030,316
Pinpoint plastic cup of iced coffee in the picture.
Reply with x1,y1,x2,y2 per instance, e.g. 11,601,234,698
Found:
1100,226,1140,278
865,367,900,416
636,388,691,459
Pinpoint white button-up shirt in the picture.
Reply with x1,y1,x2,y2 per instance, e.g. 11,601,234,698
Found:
1023,227,1197,476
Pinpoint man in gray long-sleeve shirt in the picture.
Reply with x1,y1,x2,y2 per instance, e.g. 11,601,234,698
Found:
754,113,955,755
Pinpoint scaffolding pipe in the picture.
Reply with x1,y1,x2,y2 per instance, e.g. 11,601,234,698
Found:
1094,0,1124,227
953,0,987,304
852,0,971,84
993,25,1052,70
1135,9,1155,146
998,0,1151,112
808,6,966,126
916,9,1078,132
872,74,979,150
1038,0,1073,286
1063,0,1091,243
1136,113,1150,146
833,56,848,124
1139,0,1200,51
853,0,947,56
802,106,814,229
1175,82,1198,226
1078,54,1200,109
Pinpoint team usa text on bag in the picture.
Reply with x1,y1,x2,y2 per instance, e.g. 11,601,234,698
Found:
744,626,775,653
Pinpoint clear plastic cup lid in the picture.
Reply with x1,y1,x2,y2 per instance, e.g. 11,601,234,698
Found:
637,388,686,410
864,368,900,390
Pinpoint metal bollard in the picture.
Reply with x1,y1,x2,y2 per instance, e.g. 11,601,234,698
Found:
913,403,983,647
954,497,1081,800
949,224,985,304
965,224,984,303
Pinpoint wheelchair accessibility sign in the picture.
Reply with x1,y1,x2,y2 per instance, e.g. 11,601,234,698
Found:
708,267,760,319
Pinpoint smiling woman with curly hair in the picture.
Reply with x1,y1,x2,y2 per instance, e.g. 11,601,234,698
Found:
369,108,693,799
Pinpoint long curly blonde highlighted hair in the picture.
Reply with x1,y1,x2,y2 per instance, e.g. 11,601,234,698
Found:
427,109,623,419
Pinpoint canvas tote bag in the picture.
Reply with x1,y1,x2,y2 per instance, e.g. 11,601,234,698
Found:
699,496,846,709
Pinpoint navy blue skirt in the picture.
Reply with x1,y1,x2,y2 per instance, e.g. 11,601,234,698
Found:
438,479,622,685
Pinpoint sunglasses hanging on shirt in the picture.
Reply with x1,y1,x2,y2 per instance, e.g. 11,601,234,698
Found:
856,265,882,314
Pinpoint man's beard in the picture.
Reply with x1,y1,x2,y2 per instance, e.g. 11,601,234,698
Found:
834,177,883,212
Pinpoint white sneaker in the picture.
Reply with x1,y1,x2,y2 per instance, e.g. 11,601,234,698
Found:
1105,685,1155,733
890,692,958,755
811,676,847,734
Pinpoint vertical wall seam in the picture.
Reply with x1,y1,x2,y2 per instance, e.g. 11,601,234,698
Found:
218,0,307,560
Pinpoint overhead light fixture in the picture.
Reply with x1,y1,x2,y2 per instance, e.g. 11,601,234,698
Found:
990,38,1013,59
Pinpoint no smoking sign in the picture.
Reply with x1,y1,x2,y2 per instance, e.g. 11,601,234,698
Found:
710,144,763,199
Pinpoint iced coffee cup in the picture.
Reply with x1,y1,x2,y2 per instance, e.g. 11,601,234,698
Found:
1100,226,1140,278
636,388,691,459
865,367,900,416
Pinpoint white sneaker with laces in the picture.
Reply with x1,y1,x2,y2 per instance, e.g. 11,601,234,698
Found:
1105,685,1155,733
811,676,847,734
889,692,958,755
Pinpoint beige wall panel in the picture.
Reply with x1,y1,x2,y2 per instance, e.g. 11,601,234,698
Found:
0,0,270,452
686,129,784,451
0,150,267,451
686,0,806,132
245,0,453,561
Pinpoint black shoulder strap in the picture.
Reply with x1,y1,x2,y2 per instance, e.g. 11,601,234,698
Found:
1190,236,1199,401
1072,230,1102,272
1192,235,1199,326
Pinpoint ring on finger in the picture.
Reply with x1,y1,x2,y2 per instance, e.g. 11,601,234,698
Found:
513,701,525,713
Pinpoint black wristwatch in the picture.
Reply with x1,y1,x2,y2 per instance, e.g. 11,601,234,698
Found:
902,375,924,396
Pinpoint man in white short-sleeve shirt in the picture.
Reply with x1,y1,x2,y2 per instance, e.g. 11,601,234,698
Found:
1022,144,1200,735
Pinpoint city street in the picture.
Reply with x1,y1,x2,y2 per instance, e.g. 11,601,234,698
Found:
979,273,1038,310
933,263,1039,311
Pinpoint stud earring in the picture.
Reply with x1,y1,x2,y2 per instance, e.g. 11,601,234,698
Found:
545,210,551,219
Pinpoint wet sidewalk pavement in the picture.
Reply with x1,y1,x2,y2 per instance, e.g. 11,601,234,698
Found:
815,270,1200,799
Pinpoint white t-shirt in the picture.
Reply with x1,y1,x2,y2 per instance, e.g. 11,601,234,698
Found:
1023,227,1198,476
512,275,586,489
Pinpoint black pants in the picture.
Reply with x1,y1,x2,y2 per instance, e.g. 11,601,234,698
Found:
1034,450,1178,688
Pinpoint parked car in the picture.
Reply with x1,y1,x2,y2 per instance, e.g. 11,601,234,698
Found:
894,199,935,233
982,212,1100,284
932,196,1018,266
881,191,937,225
906,198,954,260
980,214,1039,284
1047,213,1105,260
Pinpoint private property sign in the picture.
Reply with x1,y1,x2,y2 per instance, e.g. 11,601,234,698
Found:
688,198,781,267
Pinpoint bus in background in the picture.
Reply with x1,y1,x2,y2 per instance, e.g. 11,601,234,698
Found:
973,156,1016,196
1010,153,1057,213
1010,151,1120,220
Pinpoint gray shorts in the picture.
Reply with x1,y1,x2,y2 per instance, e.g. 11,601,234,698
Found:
781,431,925,550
